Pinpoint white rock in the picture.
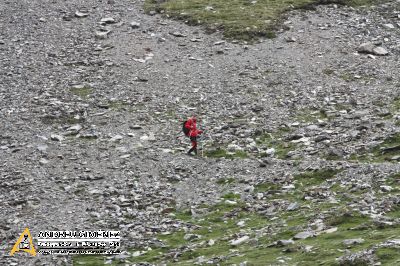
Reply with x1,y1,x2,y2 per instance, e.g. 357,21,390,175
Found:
383,23,395,29
95,30,111,39
230,236,250,246
110,135,123,142
343,238,364,246
37,144,48,152
358,42,375,54
75,11,89,18
323,227,338,234
293,231,314,240
50,134,64,141
130,21,141,28
67,124,82,133
225,200,237,205
101,17,115,24
266,148,275,155
380,185,392,192
148,133,156,142
39,158,49,165
140,135,149,141
214,41,225,45
237,221,246,227
373,47,388,56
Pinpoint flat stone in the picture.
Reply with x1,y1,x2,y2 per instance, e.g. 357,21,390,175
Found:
358,42,375,54
39,158,49,165
130,21,141,28
95,30,111,39
110,135,123,142
129,125,143,130
373,47,388,56
287,202,299,211
66,124,82,135
343,238,364,246
214,41,225,45
37,144,48,152
323,227,338,234
184,234,201,241
276,239,295,246
101,17,115,24
225,200,237,205
285,36,297,43
383,23,395,29
75,11,89,18
380,185,393,192
293,231,314,240
230,235,249,246
50,134,64,141
170,31,187,37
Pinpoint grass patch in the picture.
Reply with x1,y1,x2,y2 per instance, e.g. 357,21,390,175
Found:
73,195,399,265
294,168,340,187
108,101,130,110
350,133,400,163
216,177,236,185
322,68,335,75
256,132,296,159
70,86,93,99
371,133,400,161
393,97,400,111
144,0,379,41
204,148,248,159
254,182,281,193
376,247,400,265
40,114,82,125
73,255,105,265
325,211,368,227
295,108,329,123
385,172,400,191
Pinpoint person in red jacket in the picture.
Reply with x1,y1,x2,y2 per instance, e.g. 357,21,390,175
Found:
184,116,203,155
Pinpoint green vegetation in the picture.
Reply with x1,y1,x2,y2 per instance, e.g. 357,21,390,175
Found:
205,148,248,159
295,108,328,123
376,247,400,265
322,68,335,75
73,198,400,265
216,177,236,185
294,168,340,187
393,97,400,111
144,0,379,41
350,133,400,163
256,131,296,159
73,255,105,265
108,101,130,111
254,181,281,193
385,172,400,192
70,86,93,99
40,114,82,125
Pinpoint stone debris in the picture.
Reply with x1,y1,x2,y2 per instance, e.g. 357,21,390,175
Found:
358,42,389,56
1,0,400,265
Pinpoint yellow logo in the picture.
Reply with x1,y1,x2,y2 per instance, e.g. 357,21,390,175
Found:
10,227,36,257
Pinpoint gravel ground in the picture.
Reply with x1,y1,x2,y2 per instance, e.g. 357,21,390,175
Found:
0,0,399,265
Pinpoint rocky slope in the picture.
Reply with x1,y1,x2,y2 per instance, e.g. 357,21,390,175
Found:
0,0,400,265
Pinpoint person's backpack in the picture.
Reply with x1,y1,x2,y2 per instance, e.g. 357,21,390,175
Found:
182,120,190,136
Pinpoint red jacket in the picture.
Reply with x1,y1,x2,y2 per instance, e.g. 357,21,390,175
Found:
185,118,203,137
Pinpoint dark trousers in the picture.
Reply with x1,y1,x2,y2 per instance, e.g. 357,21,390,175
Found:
188,136,197,155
